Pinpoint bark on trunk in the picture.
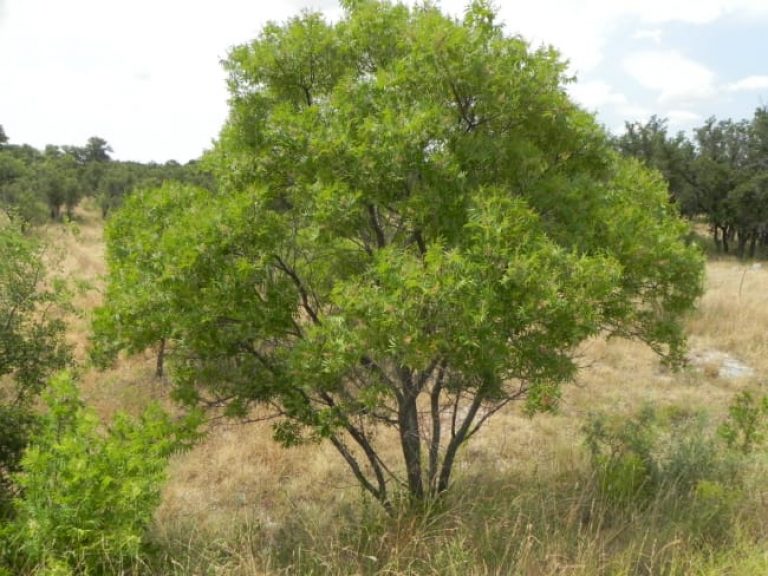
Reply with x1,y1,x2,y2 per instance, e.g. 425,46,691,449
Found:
156,338,166,378
398,368,424,500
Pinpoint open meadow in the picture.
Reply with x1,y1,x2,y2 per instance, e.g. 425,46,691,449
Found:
40,201,768,575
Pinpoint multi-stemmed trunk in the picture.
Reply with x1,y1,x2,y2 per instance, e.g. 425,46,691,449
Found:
323,359,522,513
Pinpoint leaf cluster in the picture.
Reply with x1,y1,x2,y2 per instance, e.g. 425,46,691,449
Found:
2,373,201,574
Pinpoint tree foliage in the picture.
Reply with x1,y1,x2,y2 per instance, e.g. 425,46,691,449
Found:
95,0,703,508
0,221,71,514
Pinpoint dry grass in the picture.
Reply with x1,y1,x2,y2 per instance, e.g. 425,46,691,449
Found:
41,200,105,357
47,208,768,574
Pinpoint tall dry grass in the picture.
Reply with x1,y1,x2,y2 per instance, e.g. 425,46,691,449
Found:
50,206,768,574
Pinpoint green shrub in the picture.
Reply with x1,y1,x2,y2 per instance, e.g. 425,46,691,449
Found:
2,372,200,574
583,405,736,506
0,222,72,514
583,405,661,505
581,396,768,547
718,390,768,454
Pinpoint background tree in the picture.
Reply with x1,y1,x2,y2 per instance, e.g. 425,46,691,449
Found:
747,107,768,172
615,116,697,215
90,182,210,377
694,118,751,252
96,163,136,218
614,109,768,257
0,143,47,229
35,152,83,220
727,173,768,257
94,0,702,510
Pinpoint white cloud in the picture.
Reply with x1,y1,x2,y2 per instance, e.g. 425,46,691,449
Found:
632,29,663,44
616,0,768,24
568,81,628,109
621,0,727,24
623,50,716,105
664,110,705,135
466,0,768,76
0,0,336,161
726,75,768,92
495,2,615,73
616,104,654,122
666,109,704,124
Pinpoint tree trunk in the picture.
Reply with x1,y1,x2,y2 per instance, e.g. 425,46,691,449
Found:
737,233,747,259
437,393,483,494
397,370,424,500
155,338,166,378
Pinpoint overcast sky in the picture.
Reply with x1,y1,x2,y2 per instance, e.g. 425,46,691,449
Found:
1,0,767,163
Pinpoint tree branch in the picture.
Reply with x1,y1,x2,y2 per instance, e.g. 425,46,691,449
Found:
329,434,391,511
272,255,322,325
428,364,446,494
365,202,387,248
439,388,485,493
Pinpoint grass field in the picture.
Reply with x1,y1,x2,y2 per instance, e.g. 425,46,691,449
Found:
47,202,768,574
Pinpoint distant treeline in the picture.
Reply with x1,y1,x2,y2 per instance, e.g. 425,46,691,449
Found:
615,107,768,258
5,109,768,260
0,125,214,228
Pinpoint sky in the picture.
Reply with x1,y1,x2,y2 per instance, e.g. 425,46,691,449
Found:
1,0,767,163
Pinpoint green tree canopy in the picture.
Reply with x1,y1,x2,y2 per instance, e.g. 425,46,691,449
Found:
94,0,703,509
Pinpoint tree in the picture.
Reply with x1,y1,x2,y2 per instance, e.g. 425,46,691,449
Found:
727,173,768,257
95,163,136,218
90,182,209,376
95,0,703,510
83,136,112,163
615,116,697,215
33,153,84,220
0,125,7,146
694,118,752,252
0,221,71,515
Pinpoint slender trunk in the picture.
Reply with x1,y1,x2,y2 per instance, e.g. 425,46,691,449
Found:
437,393,484,494
155,338,166,378
737,232,746,259
428,367,445,495
398,370,424,500
329,435,392,514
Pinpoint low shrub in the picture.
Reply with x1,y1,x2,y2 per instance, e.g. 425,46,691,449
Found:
583,392,768,545
1,372,200,575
